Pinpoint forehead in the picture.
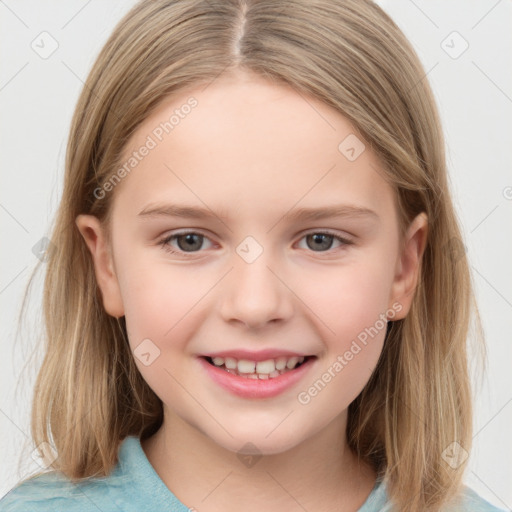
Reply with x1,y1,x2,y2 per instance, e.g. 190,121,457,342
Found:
111,72,395,224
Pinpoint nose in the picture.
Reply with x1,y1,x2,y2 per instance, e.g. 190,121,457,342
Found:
219,244,294,330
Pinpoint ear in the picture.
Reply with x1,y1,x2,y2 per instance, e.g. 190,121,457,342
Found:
388,212,428,320
75,214,125,318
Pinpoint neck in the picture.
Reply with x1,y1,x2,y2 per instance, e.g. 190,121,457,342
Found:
141,409,377,512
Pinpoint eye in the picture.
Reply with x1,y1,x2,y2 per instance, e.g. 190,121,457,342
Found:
158,229,353,257
297,231,353,252
159,231,213,255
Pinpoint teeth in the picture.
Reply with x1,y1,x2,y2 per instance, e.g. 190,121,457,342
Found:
255,359,275,374
225,357,237,369
207,354,309,379
237,359,256,373
275,357,287,370
286,356,299,369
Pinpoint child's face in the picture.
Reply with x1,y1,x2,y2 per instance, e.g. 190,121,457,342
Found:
77,70,426,455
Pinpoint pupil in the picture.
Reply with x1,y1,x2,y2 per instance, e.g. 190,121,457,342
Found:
176,234,333,252
308,233,332,251
178,233,202,252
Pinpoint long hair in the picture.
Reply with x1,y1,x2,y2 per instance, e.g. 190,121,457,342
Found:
18,1,486,510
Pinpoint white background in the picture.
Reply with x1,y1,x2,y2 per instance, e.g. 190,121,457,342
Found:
1,0,511,509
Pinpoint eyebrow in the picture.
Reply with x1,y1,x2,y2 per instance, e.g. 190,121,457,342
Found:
138,202,379,223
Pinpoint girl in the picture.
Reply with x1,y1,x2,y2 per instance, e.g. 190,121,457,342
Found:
0,0,506,511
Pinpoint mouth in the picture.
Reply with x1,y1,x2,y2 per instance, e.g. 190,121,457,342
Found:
201,354,316,380
198,353,318,399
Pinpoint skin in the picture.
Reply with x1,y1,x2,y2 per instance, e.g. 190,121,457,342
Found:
77,69,428,512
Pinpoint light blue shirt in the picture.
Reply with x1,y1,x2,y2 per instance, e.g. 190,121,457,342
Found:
0,436,507,511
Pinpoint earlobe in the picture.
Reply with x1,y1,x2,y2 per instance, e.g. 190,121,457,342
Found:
388,212,428,320
75,214,125,318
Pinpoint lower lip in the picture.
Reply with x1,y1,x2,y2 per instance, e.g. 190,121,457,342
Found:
198,357,316,399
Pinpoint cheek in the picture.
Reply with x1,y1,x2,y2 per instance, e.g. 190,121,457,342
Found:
292,256,393,404
117,252,203,345
116,256,207,400
297,254,394,342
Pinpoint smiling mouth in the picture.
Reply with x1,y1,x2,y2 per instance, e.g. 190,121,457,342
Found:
202,355,315,380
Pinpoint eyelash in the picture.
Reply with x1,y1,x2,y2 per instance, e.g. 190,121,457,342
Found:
158,229,353,257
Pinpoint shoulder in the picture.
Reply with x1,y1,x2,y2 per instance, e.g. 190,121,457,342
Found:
447,485,508,512
0,466,132,512
362,478,507,512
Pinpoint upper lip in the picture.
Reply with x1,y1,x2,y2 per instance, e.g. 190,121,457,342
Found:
201,349,314,362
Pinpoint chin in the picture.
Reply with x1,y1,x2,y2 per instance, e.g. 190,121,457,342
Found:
205,425,307,458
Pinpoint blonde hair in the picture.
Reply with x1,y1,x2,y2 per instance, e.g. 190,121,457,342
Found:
17,0,486,510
